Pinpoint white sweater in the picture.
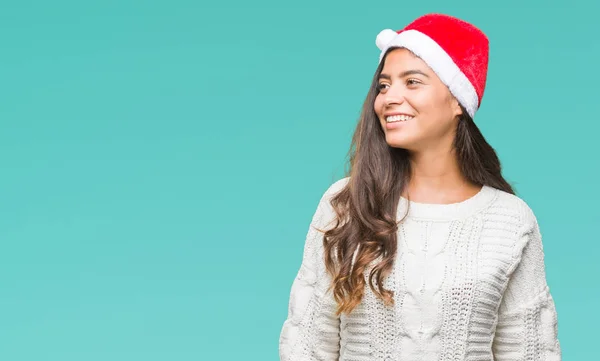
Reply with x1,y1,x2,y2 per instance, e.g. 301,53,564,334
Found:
279,177,561,361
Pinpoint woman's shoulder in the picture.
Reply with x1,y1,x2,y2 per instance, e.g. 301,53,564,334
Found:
321,176,350,200
487,185,539,230
312,176,348,210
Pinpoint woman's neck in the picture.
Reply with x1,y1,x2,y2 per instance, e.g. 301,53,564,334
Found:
404,149,479,204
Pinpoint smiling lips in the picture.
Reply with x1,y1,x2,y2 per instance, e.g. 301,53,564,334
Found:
385,114,414,123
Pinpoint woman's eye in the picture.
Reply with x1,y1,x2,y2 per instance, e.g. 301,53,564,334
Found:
407,78,421,85
377,83,389,91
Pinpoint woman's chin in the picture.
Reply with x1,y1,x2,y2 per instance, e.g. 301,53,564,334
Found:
385,134,415,149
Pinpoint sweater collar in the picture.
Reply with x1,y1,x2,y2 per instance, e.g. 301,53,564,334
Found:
396,185,498,221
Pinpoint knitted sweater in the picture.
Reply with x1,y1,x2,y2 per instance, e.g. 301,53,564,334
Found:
279,177,561,361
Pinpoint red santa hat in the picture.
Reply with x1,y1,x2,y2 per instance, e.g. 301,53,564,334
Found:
375,14,489,118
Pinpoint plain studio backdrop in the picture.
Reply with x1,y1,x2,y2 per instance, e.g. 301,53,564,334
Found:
0,0,597,360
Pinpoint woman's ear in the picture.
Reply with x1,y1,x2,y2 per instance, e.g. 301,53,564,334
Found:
451,97,463,118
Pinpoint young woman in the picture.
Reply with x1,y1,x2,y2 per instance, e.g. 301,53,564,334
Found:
279,13,561,361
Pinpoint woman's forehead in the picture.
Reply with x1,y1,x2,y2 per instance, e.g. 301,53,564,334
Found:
381,49,431,75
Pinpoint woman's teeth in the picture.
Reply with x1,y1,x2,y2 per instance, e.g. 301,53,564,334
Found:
385,115,413,122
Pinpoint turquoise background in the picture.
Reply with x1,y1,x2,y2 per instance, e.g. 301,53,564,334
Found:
0,0,596,359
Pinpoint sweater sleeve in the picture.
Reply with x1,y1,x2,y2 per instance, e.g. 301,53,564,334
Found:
279,186,341,361
492,205,562,360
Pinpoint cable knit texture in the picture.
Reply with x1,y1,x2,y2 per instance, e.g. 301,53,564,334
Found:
279,177,561,361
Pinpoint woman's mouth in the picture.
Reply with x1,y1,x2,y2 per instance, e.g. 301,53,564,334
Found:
385,114,414,122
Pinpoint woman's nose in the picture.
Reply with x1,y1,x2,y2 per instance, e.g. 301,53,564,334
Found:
384,90,405,106
384,92,404,106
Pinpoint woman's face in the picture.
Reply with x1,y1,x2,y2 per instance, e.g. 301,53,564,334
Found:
374,48,462,152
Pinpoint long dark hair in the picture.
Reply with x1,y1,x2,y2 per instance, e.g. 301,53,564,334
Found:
320,46,515,316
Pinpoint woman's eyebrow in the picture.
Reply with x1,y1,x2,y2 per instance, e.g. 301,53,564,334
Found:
379,70,429,80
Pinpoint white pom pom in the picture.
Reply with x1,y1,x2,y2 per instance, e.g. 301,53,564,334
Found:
376,29,397,50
